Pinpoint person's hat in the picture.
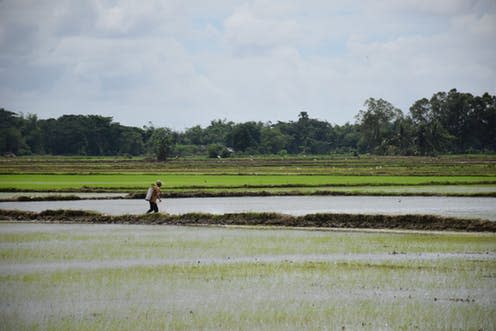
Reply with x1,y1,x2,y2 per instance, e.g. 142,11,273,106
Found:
156,180,162,187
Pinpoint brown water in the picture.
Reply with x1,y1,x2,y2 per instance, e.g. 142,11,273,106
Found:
1,196,495,220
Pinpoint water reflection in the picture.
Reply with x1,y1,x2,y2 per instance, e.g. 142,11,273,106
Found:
1,196,495,221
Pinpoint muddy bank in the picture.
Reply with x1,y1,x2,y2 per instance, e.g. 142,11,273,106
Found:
0,194,128,202
1,209,495,232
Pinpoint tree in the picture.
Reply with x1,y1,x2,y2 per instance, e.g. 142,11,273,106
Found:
297,111,310,153
230,122,262,153
475,93,496,151
385,117,416,155
84,115,114,155
426,89,480,152
441,89,473,152
273,112,337,154
203,119,234,145
182,125,205,145
259,126,289,154
0,128,24,155
21,113,44,154
38,115,93,155
273,120,299,154
306,119,333,154
355,98,404,154
207,144,231,158
333,123,359,153
1,89,495,157
409,98,453,155
0,109,27,155
148,128,176,161
118,127,145,156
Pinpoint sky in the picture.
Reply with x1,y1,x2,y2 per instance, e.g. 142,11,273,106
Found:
1,0,495,130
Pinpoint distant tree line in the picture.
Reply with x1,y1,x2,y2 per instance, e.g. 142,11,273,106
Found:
1,89,495,159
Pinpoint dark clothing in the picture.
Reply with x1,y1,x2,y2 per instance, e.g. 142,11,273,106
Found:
147,201,159,213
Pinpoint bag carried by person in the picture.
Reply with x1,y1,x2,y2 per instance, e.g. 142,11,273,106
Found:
145,187,153,201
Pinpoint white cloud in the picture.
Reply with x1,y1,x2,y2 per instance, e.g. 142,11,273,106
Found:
370,0,495,16
224,1,303,56
0,0,495,129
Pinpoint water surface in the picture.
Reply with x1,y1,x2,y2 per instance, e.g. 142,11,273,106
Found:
1,196,495,220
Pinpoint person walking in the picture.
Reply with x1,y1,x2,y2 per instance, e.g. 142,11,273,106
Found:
146,180,162,213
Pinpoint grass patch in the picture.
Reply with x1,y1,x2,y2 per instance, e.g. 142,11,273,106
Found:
2,155,495,198
1,174,495,192
1,154,495,176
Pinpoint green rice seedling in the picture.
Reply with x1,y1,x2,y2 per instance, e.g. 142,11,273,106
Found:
1,174,495,192
1,224,495,330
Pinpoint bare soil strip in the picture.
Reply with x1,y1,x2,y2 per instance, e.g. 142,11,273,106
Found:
1,209,494,232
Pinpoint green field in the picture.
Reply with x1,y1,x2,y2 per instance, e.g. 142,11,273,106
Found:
1,223,495,330
1,154,495,175
1,155,495,196
1,174,496,192
1,156,495,330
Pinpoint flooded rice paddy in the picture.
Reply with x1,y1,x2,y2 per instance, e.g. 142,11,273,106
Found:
1,195,495,220
1,223,495,330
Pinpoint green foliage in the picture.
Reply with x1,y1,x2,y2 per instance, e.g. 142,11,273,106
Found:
207,144,231,158
0,108,28,155
1,89,495,156
147,127,176,161
117,127,145,156
174,144,201,157
21,113,44,154
204,119,234,145
356,98,405,154
411,89,495,154
259,126,289,154
230,121,262,152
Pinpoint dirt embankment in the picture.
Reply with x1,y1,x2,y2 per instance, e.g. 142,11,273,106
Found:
1,209,495,232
